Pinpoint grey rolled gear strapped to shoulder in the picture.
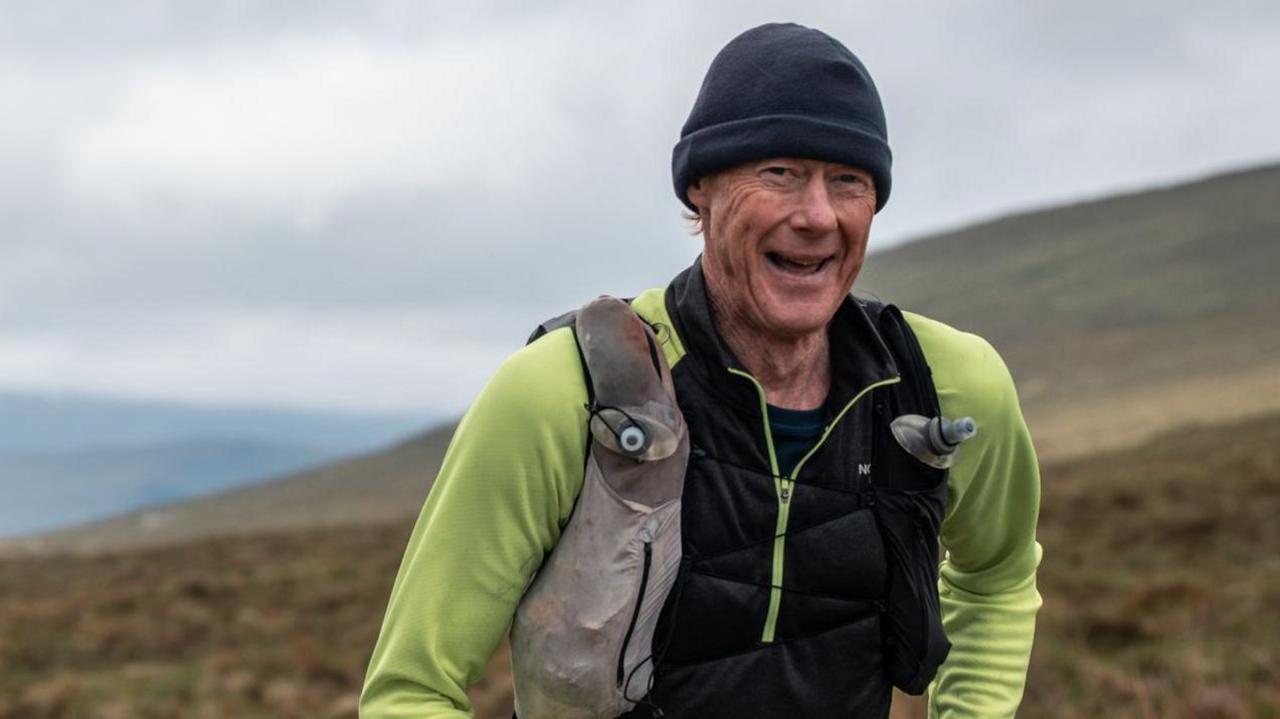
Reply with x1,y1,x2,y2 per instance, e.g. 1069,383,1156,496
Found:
511,296,690,719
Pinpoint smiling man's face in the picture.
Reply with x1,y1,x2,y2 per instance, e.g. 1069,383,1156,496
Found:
687,157,878,339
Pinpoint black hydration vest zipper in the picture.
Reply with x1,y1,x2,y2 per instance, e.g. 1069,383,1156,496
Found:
728,366,902,643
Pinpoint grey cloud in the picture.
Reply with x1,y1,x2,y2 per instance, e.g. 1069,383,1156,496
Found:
0,0,572,62
1,1,1278,411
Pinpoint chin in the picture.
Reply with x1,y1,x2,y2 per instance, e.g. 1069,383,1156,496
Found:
761,311,831,338
762,294,842,329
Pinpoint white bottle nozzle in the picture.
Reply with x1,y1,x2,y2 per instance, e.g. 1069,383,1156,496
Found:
619,425,648,454
940,417,977,446
927,416,977,454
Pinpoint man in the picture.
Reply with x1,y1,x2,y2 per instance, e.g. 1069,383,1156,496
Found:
361,22,1041,719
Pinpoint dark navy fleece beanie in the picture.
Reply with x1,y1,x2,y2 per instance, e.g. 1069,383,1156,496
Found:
672,23,892,213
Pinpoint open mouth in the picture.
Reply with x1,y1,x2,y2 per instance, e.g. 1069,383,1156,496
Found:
765,252,833,276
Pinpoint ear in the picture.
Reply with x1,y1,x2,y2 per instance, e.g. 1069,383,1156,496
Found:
686,177,709,211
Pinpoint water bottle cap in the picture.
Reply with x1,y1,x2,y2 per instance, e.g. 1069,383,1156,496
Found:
620,425,647,452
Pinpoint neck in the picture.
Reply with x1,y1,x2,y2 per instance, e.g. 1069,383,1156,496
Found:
707,287,831,411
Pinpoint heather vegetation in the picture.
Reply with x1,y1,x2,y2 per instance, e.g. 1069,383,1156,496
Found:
2,412,1276,718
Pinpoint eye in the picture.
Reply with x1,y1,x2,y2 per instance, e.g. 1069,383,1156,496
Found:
833,171,874,196
761,165,802,184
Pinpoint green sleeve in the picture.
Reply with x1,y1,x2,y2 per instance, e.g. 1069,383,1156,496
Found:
359,327,589,718
904,312,1044,719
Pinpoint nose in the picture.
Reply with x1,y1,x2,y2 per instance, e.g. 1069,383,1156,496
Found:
789,174,838,235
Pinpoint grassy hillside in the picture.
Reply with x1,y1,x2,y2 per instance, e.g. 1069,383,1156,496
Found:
2,411,1276,718
862,164,1280,342
857,163,1280,459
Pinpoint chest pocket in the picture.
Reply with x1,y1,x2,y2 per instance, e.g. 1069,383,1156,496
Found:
868,304,952,695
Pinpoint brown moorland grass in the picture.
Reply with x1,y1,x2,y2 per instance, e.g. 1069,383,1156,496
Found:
1023,410,1280,718
1,411,1277,718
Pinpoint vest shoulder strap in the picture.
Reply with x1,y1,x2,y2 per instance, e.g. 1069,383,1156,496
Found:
854,296,940,418
526,308,593,405
526,309,578,345
527,297,641,407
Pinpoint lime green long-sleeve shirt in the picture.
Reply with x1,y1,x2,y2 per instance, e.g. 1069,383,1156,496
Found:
360,287,1042,718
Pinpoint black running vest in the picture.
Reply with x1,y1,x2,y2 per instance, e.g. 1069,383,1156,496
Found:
530,258,950,718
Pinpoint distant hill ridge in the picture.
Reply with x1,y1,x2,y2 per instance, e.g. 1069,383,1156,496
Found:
0,438,338,540
6,161,1278,556
0,391,435,540
0,422,458,556
860,161,1280,341
0,390,430,455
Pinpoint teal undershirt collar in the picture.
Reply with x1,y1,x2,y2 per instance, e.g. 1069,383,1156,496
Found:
766,404,825,477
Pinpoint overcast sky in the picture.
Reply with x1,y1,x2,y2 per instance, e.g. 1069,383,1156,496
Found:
2,1,1278,416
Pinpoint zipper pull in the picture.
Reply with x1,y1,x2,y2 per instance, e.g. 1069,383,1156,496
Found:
780,486,791,502
640,517,658,543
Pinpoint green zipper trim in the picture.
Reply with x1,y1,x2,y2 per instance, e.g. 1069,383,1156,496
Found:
728,368,902,644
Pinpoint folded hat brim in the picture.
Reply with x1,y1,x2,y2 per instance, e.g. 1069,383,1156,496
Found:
672,113,893,213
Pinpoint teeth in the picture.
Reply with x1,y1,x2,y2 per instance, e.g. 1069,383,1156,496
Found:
772,254,826,273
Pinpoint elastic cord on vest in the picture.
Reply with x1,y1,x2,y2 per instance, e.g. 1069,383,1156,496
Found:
587,402,643,447
621,561,688,719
